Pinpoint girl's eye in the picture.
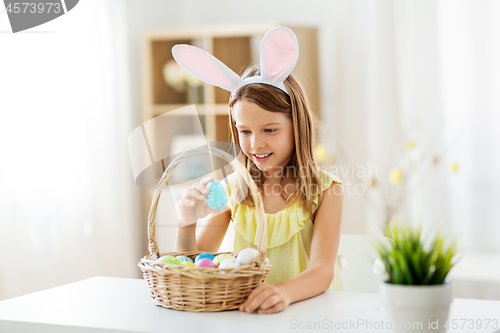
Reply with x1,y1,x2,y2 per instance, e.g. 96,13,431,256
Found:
265,129,276,133
240,130,250,135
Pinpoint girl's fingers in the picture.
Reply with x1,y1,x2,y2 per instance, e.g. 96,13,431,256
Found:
181,198,195,206
200,177,214,185
186,188,206,201
257,301,286,314
258,295,281,310
191,182,210,196
241,286,266,312
182,196,200,206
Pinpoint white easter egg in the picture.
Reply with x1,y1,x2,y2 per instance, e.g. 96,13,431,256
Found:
218,258,239,274
236,248,259,265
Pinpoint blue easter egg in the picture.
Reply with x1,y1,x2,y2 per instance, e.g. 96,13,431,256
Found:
195,253,215,262
205,180,228,211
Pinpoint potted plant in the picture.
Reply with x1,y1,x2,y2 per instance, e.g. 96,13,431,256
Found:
373,220,463,333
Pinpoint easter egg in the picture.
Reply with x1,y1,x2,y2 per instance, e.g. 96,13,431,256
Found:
205,180,228,211
195,258,216,268
156,255,182,266
176,255,193,263
195,253,215,262
218,258,240,274
236,248,259,265
181,261,195,268
213,254,235,267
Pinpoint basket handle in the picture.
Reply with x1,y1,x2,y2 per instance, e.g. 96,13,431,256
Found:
146,146,268,263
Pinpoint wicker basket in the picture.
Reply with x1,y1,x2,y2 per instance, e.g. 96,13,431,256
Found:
138,146,271,312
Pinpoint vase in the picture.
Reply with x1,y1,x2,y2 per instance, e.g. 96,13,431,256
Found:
380,280,454,333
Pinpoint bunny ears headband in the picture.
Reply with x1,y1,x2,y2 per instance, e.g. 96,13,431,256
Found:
172,26,299,96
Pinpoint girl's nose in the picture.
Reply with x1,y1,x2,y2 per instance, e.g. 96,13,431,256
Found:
250,135,265,149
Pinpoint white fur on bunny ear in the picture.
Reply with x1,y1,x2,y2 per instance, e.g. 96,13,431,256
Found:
172,45,242,91
259,26,299,84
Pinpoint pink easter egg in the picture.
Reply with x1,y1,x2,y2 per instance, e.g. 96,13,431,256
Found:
195,258,215,268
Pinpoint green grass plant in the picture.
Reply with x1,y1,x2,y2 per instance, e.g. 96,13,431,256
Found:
373,220,463,285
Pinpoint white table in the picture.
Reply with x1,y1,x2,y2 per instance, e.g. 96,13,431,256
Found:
0,277,499,333
449,253,500,300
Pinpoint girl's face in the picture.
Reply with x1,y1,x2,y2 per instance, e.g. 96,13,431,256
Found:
233,100,295,175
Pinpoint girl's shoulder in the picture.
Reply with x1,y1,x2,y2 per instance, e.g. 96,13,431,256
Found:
317,169,343,192
311,170,342,217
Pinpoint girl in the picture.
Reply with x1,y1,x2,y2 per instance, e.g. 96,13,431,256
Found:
173,27,344,314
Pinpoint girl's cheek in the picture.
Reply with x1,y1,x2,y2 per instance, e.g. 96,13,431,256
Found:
239,138,251,154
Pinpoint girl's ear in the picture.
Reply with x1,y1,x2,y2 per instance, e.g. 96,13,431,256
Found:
259,26,299,84
172,44,242,91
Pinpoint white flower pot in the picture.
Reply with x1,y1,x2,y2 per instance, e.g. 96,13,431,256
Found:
380,281,454,333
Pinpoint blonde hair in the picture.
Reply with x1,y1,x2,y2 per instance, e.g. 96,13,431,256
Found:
228,64,321,217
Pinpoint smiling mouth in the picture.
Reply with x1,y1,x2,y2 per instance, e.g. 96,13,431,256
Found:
252,153,273,160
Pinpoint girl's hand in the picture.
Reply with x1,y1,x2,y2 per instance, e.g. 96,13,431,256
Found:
178,177,219,226
239,283,291,314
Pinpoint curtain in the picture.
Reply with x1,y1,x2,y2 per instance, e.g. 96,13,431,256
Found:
0,0,142,300
330,0,500,255
437,0,500,254
392,0,500,253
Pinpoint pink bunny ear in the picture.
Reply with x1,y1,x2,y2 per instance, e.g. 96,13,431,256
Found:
172,45,242,91
260,27,299,83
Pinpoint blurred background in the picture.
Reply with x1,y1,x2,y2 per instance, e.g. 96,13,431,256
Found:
1,0,499,301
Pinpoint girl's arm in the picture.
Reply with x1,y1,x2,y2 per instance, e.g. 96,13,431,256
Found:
173,221,199,252
196,209,231,252
240,182,343,314
173,209,231,252
282,181,344,300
